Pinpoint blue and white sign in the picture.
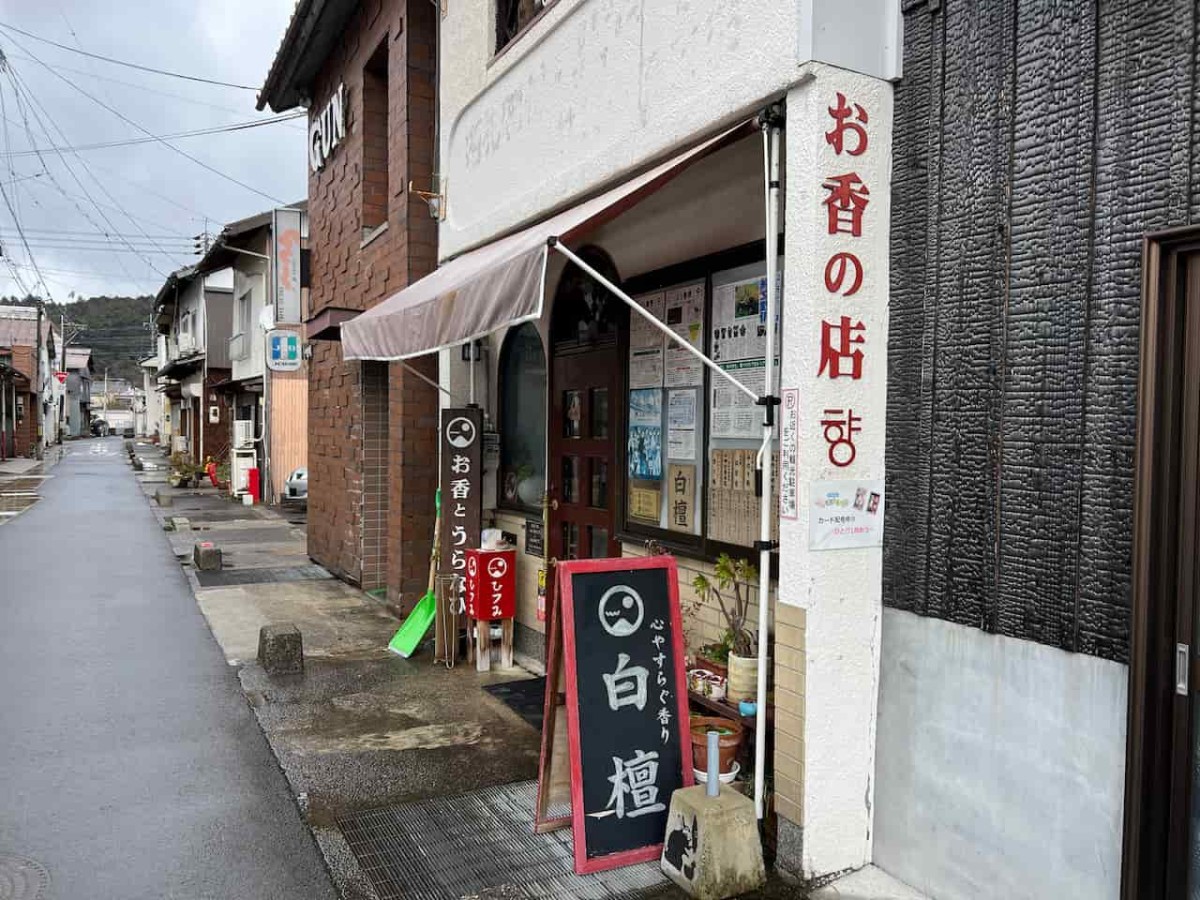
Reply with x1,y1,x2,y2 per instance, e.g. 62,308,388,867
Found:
266,329,302,373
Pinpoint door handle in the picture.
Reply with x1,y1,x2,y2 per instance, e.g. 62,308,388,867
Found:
1177,643,1189,696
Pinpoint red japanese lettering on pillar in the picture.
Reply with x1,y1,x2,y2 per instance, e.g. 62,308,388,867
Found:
817,316,865,380
824,252,863,297
815,92,873,470
825,92,869,157
822,173,870,237
821,408,861,467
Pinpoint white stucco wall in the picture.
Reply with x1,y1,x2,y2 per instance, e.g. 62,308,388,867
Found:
873,608,1127,900
231,263,268,383
776,65,893,876
440,0,899,259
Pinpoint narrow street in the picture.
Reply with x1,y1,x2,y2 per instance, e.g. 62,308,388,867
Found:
0,437,336,900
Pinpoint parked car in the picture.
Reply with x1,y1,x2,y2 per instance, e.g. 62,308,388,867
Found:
285,467,307,503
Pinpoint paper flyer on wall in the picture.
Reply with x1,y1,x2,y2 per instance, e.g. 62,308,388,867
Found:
631,291,666,350
710,359,764,439
664,283,705,387
808,480,885,551
628,389,663,480
629,347,664,388
666,389,696,460
711,275,779,365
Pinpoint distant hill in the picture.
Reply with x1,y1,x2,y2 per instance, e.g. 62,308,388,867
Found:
0,293,155,383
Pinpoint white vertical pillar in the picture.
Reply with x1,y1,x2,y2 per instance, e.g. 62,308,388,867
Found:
777,63,894,878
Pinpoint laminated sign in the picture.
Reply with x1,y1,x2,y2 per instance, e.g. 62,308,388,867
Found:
550,556,693,874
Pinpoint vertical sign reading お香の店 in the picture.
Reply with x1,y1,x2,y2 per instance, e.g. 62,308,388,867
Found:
556,555,693,874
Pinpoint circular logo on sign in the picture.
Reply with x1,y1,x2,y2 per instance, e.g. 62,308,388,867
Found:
486,557,509,579
467,557,478,577
598,585,645,638
445,416,477,449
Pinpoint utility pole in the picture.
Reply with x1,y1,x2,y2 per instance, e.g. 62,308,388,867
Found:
34,301,43,459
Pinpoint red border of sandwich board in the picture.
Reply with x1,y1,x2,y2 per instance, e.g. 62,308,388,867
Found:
557,555,696,875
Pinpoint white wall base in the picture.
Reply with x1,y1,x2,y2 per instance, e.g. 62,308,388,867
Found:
873,608,1127,900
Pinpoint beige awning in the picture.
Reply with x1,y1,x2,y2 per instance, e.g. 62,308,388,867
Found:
341,120,754,361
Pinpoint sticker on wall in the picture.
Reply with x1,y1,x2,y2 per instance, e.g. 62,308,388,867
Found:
808,479,884,550
778,388,799,520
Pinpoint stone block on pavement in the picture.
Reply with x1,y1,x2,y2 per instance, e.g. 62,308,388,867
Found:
258,624,304,676
660,784,765,900
193,542,221,571
155,490,172,508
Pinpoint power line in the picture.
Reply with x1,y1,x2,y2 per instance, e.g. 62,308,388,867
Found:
1,49,306,129
1,33,287,205
1,63,171,275
0,110,306,157
0,21,259,91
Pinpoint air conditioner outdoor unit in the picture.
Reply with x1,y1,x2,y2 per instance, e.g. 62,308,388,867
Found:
233,420,254,448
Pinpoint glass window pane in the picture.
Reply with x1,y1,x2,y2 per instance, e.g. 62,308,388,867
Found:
590,388,609,438
563,390,583,438
589,526,609,559
499,324,546,509
562,522,579,560
590,459,608,509
562,456,579,504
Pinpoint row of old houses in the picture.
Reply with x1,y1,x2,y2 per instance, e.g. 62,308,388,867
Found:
0,305,101,459
143,205,308,502
132,0,1200,896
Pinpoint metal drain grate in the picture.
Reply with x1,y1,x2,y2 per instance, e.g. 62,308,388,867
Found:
0,853,50,900
195,565,331,587
338,781,675,900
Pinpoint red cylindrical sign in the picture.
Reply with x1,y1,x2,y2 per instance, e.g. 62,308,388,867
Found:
464,548,516,620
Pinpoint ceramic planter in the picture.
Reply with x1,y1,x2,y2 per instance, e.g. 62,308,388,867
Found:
726,651,762,704
689,715,744,774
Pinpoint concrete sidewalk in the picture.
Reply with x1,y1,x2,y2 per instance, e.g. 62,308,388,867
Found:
134,440,544,899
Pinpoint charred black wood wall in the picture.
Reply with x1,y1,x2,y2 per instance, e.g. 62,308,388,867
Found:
884,0,1200,663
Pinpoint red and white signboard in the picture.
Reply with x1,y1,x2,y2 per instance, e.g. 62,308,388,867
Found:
464,548,516,620
54,371,68,385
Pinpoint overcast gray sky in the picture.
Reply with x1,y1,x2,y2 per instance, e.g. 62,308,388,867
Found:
0,0,305,301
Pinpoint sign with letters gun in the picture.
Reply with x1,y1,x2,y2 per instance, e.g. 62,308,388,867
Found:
554,555,693,874
439,408,482,616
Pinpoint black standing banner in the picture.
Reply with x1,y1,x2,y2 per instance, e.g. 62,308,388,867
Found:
439,408,482,615
557,555,694,874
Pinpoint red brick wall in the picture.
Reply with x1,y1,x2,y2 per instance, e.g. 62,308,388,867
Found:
305,0,439,589
387,354,438,608
308,342,365,584
11,346,37,456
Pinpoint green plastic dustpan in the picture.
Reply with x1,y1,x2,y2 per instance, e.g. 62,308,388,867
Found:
388,592,436,658
387,489,440,658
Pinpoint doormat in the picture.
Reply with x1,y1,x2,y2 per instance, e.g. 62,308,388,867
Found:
484,676,549,732
338,780,677,900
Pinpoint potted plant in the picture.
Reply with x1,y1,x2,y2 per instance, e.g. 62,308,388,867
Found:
689,714,744,777
693,630,733,681
693,554,762,704
168,452,199,489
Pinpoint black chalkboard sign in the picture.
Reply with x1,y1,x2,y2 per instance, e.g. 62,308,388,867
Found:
557,556,694,874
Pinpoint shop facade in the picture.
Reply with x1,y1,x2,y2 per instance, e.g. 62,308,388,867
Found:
259,0,1200,896
334,0,903,883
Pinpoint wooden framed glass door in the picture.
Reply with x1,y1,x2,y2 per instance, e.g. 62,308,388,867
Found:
549,346,620,561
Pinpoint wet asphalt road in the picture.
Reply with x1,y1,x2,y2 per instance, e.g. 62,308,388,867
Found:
0,438,336,900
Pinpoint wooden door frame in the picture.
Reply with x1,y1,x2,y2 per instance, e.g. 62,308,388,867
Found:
1123,224,1200,900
